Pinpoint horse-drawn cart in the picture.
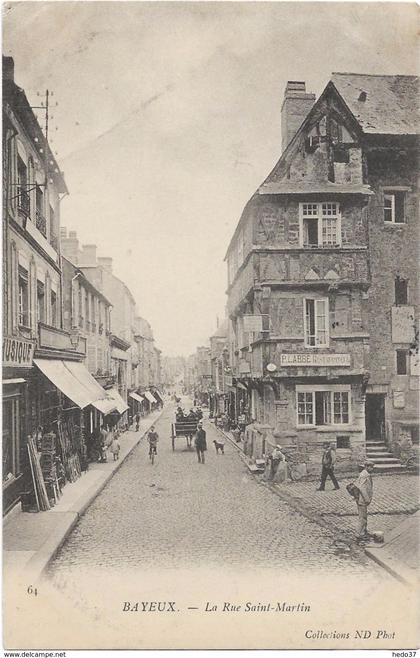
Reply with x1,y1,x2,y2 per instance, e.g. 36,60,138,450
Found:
171,420,198,451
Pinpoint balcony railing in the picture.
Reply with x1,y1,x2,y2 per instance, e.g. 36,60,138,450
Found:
36,209,47,236
17,188,30,217
50,233,59,251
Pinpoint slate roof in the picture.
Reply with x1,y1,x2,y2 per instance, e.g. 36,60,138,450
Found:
331,73,419,135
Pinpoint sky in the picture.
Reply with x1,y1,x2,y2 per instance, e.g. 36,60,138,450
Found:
3,1,417,356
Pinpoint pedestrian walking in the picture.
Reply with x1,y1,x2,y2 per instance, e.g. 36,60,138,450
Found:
317,442,339,491
99,426,108,463
352,460,375,542
135,412,140,432
231,423,241,443
110,436,121,461
195,420,207,464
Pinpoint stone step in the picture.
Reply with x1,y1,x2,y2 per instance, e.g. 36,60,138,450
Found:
373,463,407,473
370,458,401,465
366,446,392,451
366,441,387,446
366,448,391,454
367,452,395,459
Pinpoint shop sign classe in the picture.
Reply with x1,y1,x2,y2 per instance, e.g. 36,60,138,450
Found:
3,336,35,368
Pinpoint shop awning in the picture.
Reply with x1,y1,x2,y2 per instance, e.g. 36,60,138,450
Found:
129,392,144,403
65,361,116,414
152,389,164,402
236,382,248,391
34,359,93,408
106,387,129,414
91,398,117,414
34,358,115,412
144,390,157,404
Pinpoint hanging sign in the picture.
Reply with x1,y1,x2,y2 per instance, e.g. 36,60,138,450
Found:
243,315,263,333
3,336,35,368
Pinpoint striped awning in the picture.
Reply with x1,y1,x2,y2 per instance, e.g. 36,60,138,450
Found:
144,390,157,404
129,392,145,403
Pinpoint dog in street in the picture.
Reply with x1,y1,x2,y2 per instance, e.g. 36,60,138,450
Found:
213,439,225,455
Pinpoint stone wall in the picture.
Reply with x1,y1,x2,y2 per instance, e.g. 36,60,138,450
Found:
365,144,419,436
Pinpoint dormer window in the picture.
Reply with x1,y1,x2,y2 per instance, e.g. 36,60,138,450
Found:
300,202,341,247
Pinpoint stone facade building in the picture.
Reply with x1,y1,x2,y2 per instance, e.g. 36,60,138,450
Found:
2,58,118,513
61,256,112,384
209,321,230,418
225,74,419,476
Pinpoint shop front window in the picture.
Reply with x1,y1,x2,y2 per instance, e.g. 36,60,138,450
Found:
297,392,313,425
333,392,349,424
296,388,350,426
2,398,20,482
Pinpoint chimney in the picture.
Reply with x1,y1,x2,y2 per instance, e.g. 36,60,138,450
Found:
98,257,113,273
61,230,80,264
3,56,14,82
281,81,316,152
80,244,97,266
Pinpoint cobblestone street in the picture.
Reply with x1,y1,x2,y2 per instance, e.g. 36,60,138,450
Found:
48,402,388,582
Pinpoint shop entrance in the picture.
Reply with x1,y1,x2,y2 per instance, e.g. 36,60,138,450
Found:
365,394,386,440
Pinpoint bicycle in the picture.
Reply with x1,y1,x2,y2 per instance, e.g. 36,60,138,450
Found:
149,445,157,465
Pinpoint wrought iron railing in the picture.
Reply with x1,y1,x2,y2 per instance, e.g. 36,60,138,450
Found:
17,188,30,217
36,209,47,236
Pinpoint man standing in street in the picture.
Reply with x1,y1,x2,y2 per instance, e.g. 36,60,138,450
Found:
353,460,375,542
195,421,207,464
317,442,340,491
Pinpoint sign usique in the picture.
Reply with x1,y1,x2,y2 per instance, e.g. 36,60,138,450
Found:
280,353,351,367
3,336,35,368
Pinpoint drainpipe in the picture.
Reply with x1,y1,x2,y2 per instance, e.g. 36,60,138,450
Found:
70,271,82,330
4,127,18,335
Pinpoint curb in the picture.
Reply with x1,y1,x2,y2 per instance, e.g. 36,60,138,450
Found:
364,547,411,585
26,408,165,582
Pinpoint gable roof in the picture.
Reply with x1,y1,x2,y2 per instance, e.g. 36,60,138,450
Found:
226,72,419,257
331,73,419,135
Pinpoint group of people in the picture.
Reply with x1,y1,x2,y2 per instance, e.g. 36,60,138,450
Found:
90,425,121,463
175,406,203,423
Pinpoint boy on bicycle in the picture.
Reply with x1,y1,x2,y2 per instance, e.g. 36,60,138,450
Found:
148,426,159,456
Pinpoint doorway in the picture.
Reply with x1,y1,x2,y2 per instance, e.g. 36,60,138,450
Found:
365,394,386,440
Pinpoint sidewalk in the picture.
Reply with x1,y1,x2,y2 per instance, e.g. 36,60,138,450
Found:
3,408,163,582
217,424,419,583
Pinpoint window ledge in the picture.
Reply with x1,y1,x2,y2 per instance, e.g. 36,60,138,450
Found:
384,222,406,227
295,426,361,433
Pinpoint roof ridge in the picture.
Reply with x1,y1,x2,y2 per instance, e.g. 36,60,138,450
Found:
332,72,419,79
